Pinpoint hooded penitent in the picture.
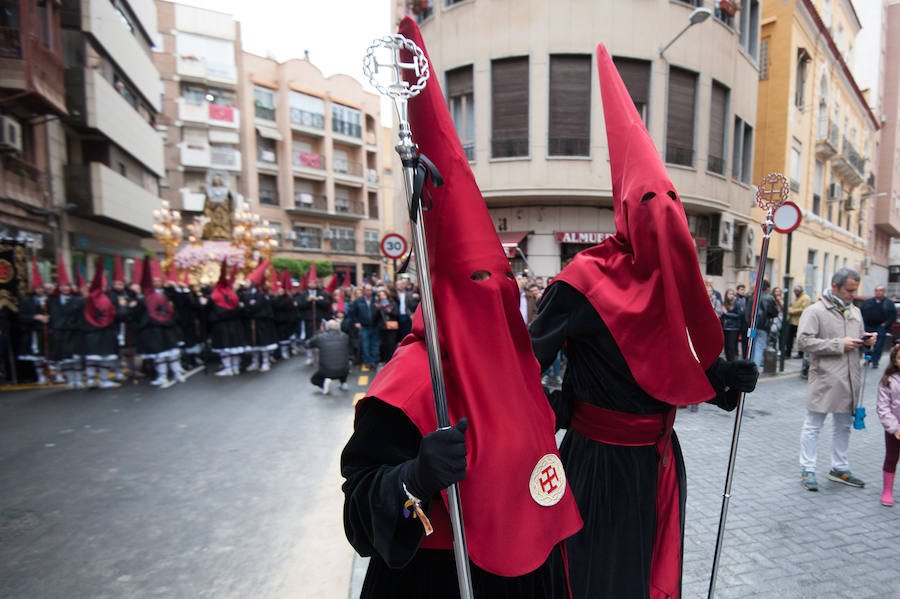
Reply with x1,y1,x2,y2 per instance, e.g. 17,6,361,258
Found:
361,16,582,577
142,255,173,322
279,270,293,294
85,257,115,328
247,260,271,288
553,44,724,406
31,255,44,289
307,262,318,283
75,265,87,290
211,260,238,309
132,258,143,287
112,254,125,284
56,253,71,288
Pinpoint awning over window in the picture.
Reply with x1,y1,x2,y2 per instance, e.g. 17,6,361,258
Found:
497,231,529,259
256,125,283,141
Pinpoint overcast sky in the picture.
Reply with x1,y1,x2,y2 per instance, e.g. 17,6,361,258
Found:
853,0,882,113
176,0,394,123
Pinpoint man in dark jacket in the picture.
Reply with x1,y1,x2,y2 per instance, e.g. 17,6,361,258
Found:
298,279,331,365
395,277,420,338
349,283,381,369
308,319,350,394
860,285,897,368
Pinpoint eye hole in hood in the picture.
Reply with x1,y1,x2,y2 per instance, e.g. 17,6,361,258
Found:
471,270,491,282
641,192,655,203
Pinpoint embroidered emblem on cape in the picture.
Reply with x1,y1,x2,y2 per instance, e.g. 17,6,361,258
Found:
529,453,566,507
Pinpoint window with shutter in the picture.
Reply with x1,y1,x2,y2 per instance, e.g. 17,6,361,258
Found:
548,54,591,157
491,56,529,158
447,65,475,160
665,66,697,167
708,81,729,175
612,56,651,125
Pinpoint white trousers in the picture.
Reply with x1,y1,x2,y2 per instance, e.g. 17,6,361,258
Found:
799,410,852,472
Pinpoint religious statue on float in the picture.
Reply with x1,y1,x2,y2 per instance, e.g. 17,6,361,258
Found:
202,171,234,241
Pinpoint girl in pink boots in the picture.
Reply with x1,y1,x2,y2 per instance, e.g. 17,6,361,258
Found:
876,344,900,506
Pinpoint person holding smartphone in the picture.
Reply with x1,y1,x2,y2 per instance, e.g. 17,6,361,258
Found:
797,268,877,491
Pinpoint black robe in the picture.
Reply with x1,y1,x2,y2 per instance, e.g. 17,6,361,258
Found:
47,294,83,362
530,282,738,599
15,294,48,359
240,289,278,350
296,289,331,340
272,294,299,343
82,291,126,359
206,300,247,352
167,287,203,351
131,293,179,357
342,398,562,599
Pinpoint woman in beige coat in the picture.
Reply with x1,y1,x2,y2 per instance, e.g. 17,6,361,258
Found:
796,268,875,491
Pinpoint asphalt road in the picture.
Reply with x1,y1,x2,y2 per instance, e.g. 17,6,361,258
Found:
0,359,360,599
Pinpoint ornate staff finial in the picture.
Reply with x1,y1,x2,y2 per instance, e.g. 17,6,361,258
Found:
363,34,430,100
755,172,791,212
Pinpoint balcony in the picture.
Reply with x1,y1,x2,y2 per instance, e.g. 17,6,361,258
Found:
874,192,900,236
832,138,866,188
366,168,378,185
65,162,161,234
0,31,66,115
815,119,840,160
332,198,366,220
292,150,326,180
179,144,211,168
176,99,240,128
175,55,237,88
210,146,241,171
84,69,164,176
180,188,206,212
289,108,325,135
333,159,364,186
287,192,329,215
0,155,45,209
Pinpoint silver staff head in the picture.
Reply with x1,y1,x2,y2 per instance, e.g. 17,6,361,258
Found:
755,173,790,212
363,34,429,100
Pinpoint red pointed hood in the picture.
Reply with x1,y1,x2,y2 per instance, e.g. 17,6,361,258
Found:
85,256,115,328
307,262,317,282
30,255,44,289
75,265,86,290
552,45,723,405
149,255,163,281
363,17,582,577
211,260,238,309
247,260,271,288
132,258,143,286
335,290,346,313
112,254,124,283
56,253,70,287
324,272,338,294
298,272,308,292
279,269,293,293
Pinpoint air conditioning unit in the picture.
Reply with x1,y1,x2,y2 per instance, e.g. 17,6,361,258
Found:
0,115,22,153
828,182,842,202
710,213,734,251
845,195,858,211
734,224,757,268
321,228,334,239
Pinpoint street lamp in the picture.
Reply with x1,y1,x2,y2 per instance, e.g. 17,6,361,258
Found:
659,7,712,58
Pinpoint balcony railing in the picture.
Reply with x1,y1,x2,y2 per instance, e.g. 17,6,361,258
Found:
334,159,364,177
548,136,589,157
666,145,694,167
290,108,324,129
210,147,241,171
368,200,379,220
293,193,328,212
258,148,277,164
180,144,211,168
255,103,275,121
335,198,366,216
707,155,726,175
365,240,380,255
292,151,325,170
491,137,529,158
331,237,357,253
0,26,22,58
259,189,279,205
332,119,361,137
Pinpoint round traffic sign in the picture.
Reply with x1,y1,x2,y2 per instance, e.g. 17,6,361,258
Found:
773,201,802,234
380,233,408,259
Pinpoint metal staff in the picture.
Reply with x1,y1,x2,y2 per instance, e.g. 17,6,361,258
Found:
364,35,474,599
708,173,790,599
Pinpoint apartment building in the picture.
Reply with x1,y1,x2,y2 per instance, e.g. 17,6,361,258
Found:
396,0,762,286
238,52,386,283
756,0,879,296
154,1,243,219
60,0,164,275
0,0,66,270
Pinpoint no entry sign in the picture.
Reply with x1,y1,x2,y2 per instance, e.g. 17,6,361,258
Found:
380,233,408,259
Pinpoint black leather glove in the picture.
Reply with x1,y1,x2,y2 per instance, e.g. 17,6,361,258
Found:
401,418,468,499
707,358,759,393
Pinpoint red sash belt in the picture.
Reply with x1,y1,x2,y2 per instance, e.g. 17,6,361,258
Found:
571,402,681,599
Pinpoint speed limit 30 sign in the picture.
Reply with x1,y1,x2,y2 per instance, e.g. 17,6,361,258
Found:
380,233,408,259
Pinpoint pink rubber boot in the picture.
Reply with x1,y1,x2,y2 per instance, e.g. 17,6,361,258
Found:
881,471,895,507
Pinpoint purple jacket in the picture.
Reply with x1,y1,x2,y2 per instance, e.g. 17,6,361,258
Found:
876,373,900,434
